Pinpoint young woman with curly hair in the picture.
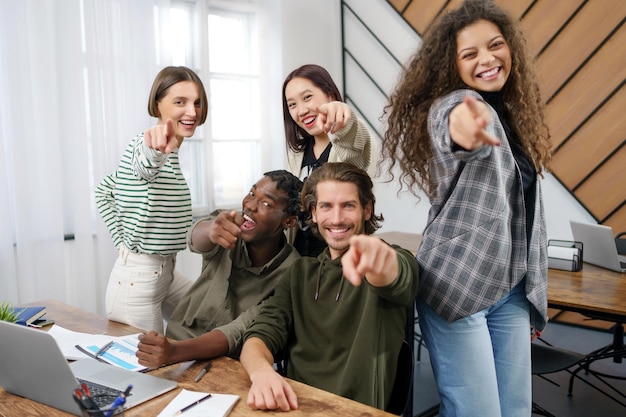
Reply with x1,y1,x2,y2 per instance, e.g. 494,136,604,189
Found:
381,1,552,415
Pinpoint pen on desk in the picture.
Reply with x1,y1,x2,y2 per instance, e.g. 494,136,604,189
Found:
95,340,114,357
103,384,133,417
193,361,212,382
173,393,212,416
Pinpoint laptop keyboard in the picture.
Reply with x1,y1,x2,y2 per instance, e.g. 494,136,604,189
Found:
77,378,124,408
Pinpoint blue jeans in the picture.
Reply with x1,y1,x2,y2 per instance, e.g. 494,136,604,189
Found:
417,281,531,417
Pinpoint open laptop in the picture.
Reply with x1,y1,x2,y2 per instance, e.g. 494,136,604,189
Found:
570,221,626,273
0,320,177,416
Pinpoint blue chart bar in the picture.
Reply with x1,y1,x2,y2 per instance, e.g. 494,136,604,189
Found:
86,337,143,371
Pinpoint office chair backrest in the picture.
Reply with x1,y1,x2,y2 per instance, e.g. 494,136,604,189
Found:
531,342,585,375
386,340,414,415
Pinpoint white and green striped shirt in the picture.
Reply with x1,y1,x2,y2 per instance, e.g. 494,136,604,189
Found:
95,133,192,255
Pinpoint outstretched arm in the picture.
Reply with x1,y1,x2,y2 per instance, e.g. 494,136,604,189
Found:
240,337,298,411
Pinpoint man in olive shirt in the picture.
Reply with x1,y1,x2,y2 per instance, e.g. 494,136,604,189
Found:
135,170,302,368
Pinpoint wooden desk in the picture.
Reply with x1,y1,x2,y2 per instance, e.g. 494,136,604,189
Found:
547,263,626,323
0,300,396,417
548,264,626,407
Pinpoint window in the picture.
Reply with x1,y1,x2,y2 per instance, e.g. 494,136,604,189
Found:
165,0,269,216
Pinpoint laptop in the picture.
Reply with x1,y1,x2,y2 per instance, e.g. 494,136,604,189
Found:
570,221,626,273
0,320,177,416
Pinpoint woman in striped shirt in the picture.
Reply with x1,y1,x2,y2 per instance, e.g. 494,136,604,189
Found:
95,66,208,333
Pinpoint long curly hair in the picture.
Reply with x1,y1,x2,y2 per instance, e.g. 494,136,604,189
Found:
381,0,551,198
282,64,343,153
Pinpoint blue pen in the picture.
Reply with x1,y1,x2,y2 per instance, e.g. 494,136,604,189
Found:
104,384,132,417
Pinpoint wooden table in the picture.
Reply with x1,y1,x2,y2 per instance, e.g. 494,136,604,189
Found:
547,263,626,407
0,300,396,417
547,263,626,323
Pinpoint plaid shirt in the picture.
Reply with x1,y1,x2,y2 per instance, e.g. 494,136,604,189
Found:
417,89,548,331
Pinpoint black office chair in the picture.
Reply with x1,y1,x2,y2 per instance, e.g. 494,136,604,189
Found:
531,341,586,417
386,340,415,416
385,300,418,416
615,231,626,255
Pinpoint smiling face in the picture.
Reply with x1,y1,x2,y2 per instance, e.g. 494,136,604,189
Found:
311,180,372,259
239,176,291,243
456,19,511,92
285,77,335,138
156,80,201,142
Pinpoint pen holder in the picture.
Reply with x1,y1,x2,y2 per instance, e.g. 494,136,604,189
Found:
80,406,124,417
79,395,124,417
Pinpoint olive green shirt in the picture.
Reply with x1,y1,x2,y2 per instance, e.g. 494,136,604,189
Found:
166,216,300,358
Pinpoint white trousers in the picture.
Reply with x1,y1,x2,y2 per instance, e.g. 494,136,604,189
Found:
105,245,192,333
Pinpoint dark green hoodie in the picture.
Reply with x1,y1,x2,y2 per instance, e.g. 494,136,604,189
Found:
243,244,419,410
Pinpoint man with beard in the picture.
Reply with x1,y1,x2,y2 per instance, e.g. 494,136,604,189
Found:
240,162,420,411
135,170,302,368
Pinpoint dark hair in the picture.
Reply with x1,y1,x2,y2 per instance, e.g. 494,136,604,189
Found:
301,162,383,237
282,64,343,153
263,170,304,217
147,66,209,125
381,0,551,198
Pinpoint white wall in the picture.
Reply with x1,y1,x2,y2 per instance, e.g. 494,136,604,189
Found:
279,0,343,88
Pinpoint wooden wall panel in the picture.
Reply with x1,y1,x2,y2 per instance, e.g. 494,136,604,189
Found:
536,0,624,100
388,0,410,12
492,0,532,19
606,206,626,234
545,25,626,149
550,87,626,189
575,146,626,221
520,0,583,55
402,0,446,34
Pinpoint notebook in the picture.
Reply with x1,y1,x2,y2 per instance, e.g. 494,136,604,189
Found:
0,320,177,416
11,305,47,326
570,221,626,273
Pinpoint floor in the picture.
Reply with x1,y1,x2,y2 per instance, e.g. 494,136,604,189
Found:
410,320,626,417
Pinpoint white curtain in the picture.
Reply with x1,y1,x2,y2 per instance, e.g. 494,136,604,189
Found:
0,0,172,313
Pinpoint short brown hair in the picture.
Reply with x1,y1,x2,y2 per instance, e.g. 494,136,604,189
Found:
147,66,208,125
302,162,383,237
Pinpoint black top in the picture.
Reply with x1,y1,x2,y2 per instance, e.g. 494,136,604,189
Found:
480,90,536,248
